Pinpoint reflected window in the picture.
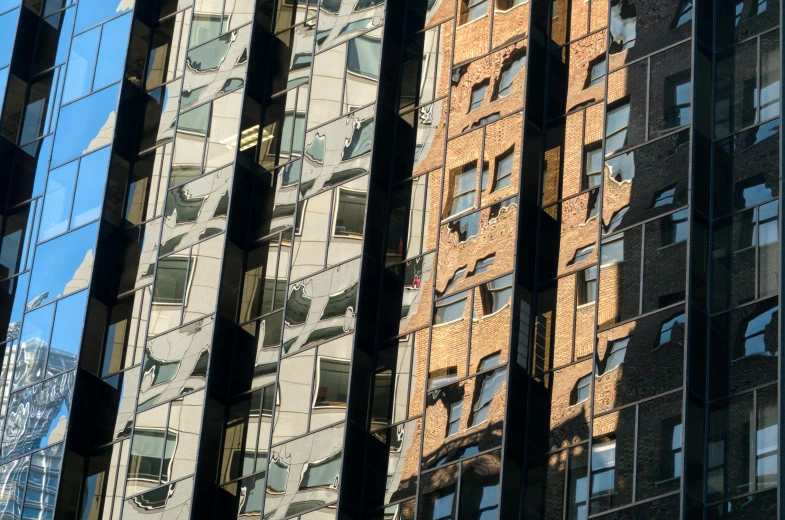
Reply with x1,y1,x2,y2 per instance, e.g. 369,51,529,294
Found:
495,53,525,99
756,401,777,488
447,401,462,436
586,189,600,221
471,255,495,275
605,206,629,233
661,209,687,245
661,418,682,480
578,266,597,305
347,35,381,79
498,0,528,7
571,374,591,405
470,81,488,112
571,245,594,265
471,368,505,425
493,149,514,191
342,118,374,160
435,292,469,324
586,57,606,89
431,366,459,388
758,199,778,246
671,0,693,28
652,185,676,208
583,145,602,189
664,72,691,129
267,456,289,494
605,102,630,154
736,305,777,359
600,235,623,265
152,256,189,304
461,0,489,24
476,112,501,126
478,353,502,371
590,439,616,501
423,485,456,519
604,338,628,373
658,313,685,346
477,275,513,315
333,188,366,238
300,451,341,489
452,163,477,216
314,357,350,408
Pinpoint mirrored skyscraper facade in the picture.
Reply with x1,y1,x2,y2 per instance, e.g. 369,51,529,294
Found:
0,0,779,519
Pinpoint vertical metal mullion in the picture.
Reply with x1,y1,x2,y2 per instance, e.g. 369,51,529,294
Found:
632,402,639,503
306,346,319,432
644,57,651,142
756,35,762,124
755,206,760,299
158,400,173,485
639,222,645,315
562,448,571,520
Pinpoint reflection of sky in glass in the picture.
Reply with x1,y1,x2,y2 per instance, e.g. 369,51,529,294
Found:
94,14,132,89
28,222,98,306
48,290,88,371
71,146,111,228
52,83,119,166
0,9,19,69
73,0,133,34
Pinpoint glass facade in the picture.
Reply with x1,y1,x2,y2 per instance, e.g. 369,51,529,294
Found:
0,0,778,519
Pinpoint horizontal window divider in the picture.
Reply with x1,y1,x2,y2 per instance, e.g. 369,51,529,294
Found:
287,254,362,286
305,101,377,133
145,312,216,342
586,489,681,518
607,37,693,74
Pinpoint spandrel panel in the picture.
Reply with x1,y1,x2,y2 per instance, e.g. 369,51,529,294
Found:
126,402,169,496
315,0,385,52
142,82,182,151
205,91,243,171
448,41,526,136
28,222,98,307
608,0,693,70
649,43,692,138
469,274,512,374
589,407,635,515
642,211,687,313
51,83,120,167
282,257,359,355
436,199,517,298
138,317,213,412
709,297,778,399
12,303,55,390
597,227,641,328
164,390,205,482
0,456,29,520
291,189,331,280
110,365,142,442
547,32,606,120
713,119,779,218
326,175,367,266
635,392,683,501
123,475,194,520
538,191,599,282
263,424,344,520
0,203,35,280
527,360,592,454
271,22,314,94
380,253,434,339
183,27,250,104
301,106,374,200
161,165,231,256
272,347,315,445
602,129,690,235
309,334,352,431
370,335,418,430
399,23,450,114
240,235,289,323
594,307,685,414
1,370,74,461
606,60,647,155
421,367,506,470
46,289,88,377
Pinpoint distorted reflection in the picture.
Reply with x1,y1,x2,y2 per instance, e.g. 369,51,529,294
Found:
138,317,212,411
182,24,250,109
370,419,421,507
422,368,506,470
52,83,119,166
263,424,344,519
123,475,194,519
301,106,374,199
161,165,231,255
316,0,385,51
0,455,29,519
2,370,74,462
371,334,420,430
283,257,359,354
